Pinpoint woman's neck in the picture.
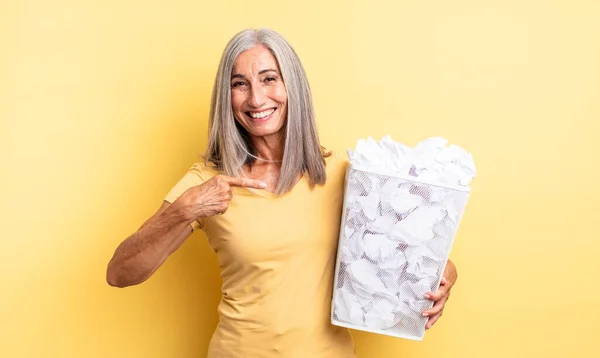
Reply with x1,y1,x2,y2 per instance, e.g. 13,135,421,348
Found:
250,133,285,162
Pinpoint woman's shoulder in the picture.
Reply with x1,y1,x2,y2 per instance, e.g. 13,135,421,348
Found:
187,159,220,180
322,147,350,179
164,159,221,204
322,147,349,165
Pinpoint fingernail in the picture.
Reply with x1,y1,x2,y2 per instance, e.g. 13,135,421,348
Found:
424,294,431,299
259,182,267,188
422,312,429,317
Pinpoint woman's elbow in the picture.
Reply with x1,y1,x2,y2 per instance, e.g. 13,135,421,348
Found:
106,264,125,287
106,262,139,288
106,261,150,288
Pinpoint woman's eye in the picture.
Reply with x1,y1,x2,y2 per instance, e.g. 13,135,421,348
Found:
232,81,246,88
264,77,277,83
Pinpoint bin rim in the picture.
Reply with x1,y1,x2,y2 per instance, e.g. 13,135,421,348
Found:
348,163,472,193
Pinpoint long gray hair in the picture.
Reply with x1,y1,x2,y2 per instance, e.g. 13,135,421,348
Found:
204,28,327,194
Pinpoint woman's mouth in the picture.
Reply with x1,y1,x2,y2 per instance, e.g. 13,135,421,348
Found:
245,108,276,122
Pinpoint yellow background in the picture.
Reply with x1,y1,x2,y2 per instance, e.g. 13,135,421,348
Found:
2,0,599,357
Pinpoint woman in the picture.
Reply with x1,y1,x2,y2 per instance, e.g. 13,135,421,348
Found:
106,28,457,357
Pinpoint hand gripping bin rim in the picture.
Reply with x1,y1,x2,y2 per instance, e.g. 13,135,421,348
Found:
331,163,471,340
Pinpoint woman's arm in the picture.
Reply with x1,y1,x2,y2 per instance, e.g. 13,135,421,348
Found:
422,259,458,329
443,259,458,286
106,175,267,288
106,201,195,287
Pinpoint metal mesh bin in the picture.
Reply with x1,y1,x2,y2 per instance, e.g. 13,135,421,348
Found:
331,165,471,340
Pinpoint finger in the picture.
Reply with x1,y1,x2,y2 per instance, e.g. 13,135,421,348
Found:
441,276,454,290
422,294,448,317
222,176,267,189
217,201,229,215
222,189,233,202
424,277,449,301
425,311,443,330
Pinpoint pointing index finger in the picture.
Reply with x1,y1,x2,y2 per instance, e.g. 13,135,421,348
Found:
224,176,267,189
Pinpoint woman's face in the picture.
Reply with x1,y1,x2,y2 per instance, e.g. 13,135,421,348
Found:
230,45,288,142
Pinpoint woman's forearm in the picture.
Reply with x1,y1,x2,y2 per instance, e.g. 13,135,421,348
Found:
106,203,194,287
444,259,458,285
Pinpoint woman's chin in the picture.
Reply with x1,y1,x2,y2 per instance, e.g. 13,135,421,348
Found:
246,126,285,140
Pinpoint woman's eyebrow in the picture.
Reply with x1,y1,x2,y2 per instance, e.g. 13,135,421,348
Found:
231,69,279,80
259,69,279,75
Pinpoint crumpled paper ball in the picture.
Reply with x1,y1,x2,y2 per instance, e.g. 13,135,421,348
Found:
347,136,476,186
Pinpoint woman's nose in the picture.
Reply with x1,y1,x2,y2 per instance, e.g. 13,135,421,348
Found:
248,85,267,108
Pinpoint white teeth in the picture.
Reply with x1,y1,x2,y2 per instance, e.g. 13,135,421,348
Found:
249,108,275,119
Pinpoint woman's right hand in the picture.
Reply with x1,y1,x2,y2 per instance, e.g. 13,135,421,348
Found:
175,175,267,219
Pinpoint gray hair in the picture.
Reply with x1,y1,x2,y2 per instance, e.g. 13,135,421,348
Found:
204,28,326,194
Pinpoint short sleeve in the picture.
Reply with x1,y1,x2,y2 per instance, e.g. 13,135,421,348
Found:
164,162,209,232
323,151,350,189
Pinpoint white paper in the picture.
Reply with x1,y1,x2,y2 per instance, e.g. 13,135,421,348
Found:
367,215,396,235
390,205,444,244
340,227,366,261
363,234,398,261
364,298,400,329
347,259,387,294
335,283,364,324
348,136,476,187
333,135,474,338
388,192,423,214
356,192,381,220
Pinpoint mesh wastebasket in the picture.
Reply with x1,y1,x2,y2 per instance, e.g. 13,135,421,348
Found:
331,164,471,340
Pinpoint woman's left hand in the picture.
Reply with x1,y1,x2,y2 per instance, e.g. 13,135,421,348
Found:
421,262,457,329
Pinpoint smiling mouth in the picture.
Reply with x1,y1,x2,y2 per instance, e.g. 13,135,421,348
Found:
245,108,276,120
